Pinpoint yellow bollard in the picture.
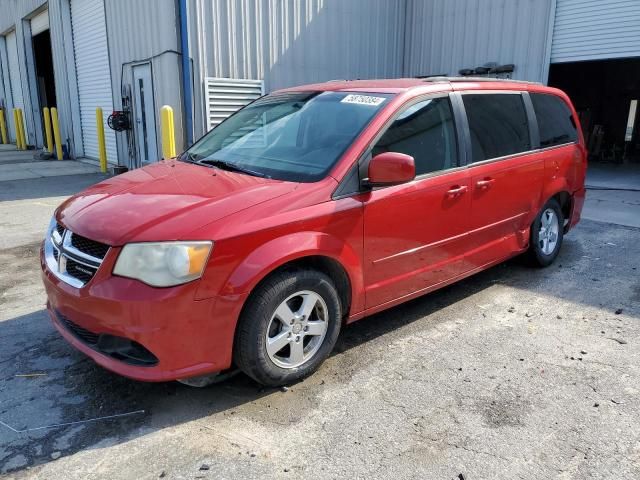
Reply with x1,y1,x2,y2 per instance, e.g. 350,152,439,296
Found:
18,108,28,150
14,109,25,150
96,107,107,173
12,109,19,148
160,105,176,159
0,109,7,144
43,107,54,153
12,109,17,148
16,109,24,149
51,107,63,160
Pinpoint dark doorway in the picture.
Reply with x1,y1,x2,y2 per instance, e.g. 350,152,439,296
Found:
32,29,56,109
549,58,640,164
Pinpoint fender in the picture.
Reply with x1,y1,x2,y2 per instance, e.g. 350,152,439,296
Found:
541,176,570,208
222,231,365,315
540,142,575,213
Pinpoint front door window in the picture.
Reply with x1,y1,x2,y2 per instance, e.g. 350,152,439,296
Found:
372,97,458,176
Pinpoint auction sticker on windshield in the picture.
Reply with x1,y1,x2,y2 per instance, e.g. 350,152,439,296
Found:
341,94,386,106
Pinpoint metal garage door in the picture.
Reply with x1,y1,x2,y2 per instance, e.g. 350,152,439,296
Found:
31,10,49,36
552,0,640,63
70,0,116,161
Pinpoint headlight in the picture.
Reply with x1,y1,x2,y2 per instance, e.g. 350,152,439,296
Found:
113,241,213,287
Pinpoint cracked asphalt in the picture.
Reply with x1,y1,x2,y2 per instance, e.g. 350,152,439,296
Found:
1,171,639,479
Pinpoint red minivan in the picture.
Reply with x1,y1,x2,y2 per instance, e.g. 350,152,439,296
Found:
41,78,587,386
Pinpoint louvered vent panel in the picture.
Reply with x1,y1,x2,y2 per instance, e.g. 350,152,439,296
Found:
205,78,263,131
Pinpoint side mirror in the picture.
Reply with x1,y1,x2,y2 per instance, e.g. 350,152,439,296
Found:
366,152,415,187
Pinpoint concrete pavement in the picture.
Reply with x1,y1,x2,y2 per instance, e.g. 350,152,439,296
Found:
0,145,109,250
582,188,640,228
0,145,102,182
586,162,640,191
582,163,640,228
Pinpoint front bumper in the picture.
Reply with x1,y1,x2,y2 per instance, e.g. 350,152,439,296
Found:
41,245,246,382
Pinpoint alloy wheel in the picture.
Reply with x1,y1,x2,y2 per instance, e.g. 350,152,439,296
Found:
538,208,560,255
265,290,329,369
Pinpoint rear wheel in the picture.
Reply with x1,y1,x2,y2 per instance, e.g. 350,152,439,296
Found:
234,269,342,386
526,198,564,267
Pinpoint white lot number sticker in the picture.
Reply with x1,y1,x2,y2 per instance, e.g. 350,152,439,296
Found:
341,94,386,106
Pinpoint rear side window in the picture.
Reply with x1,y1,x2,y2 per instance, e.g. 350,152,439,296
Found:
462,93,531,162
372,97,457,176
531,93,578,147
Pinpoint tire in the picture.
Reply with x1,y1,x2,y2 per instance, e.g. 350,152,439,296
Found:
233,269,342,386
526,198,564,267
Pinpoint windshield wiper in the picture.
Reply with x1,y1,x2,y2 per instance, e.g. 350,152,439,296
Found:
197,158,270,178
180,151,200,164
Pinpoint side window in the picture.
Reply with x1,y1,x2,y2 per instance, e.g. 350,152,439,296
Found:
372,97,457,176
462,93,531,162
531,93,578,147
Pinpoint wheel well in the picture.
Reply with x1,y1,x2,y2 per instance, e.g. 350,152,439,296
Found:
247,256,352,320
551,191,572,230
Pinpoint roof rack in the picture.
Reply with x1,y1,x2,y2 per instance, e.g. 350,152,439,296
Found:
421,76,542,86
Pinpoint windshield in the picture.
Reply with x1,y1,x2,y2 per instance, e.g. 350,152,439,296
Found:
184,91,392,182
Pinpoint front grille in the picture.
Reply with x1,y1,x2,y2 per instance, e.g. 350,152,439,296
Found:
71,234,110,260
66,258,97,284
56,311,99,345
47,225,109,287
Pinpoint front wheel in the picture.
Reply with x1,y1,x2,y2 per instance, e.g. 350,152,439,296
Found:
233,269,342,386
526,198,564,267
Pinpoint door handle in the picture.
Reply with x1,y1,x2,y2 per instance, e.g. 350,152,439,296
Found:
446,185,468,197
476,178,495,189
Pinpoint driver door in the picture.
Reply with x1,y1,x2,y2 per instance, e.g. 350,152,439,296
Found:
362,96,471,308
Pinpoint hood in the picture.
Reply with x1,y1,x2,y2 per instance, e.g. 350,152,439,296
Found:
57,160,298,245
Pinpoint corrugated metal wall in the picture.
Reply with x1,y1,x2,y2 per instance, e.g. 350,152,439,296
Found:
5,31,24,112
189,0,406,138
0,0,46,33
0,0,48,147
0,36,14,137
0,0,84,156
551,0,640,63
403,0,554,82
104,0,182,167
